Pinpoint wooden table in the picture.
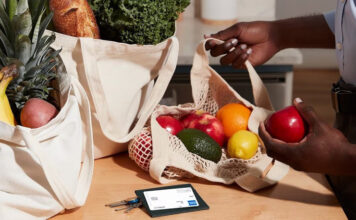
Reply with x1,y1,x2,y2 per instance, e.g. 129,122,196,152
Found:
52,153,346,220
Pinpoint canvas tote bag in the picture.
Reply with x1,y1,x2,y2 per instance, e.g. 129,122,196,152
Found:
51,32,179,159
129,40,289,192
0,61,94,219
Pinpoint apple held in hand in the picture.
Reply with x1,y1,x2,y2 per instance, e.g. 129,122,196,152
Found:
181,110,225,146
156,115,183,135
265,106,306,143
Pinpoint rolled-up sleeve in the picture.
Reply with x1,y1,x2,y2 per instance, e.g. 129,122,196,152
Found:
324,10,335,34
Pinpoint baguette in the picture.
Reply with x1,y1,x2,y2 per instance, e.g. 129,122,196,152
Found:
49,0,100,39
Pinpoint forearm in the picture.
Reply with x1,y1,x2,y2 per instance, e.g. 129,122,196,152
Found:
274,15,335,49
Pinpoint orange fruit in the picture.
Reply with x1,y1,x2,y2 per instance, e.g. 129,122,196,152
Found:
216,103,251,138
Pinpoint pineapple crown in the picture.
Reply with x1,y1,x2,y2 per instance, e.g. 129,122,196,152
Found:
0,0,61,109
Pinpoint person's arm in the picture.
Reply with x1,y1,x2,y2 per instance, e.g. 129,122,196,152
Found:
206,15,335,67
276,15,335,49
259,98,356,175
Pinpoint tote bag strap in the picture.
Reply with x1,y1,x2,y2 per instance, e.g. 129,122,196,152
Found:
104,37,179,143
17,76,94,209
192,39,274,111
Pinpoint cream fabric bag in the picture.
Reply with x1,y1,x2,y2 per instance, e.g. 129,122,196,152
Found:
51,32,179,159
0,63,94,219
130,40,289,192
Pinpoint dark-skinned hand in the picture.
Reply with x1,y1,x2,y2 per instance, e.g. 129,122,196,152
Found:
259,98,356,175
205,21,281,68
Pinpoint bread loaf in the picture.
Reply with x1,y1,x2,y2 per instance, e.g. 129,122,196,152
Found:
50,0,100,39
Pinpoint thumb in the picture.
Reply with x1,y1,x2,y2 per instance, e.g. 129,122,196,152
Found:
293,98,319,127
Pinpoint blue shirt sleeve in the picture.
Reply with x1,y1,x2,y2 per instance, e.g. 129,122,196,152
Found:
324,10,335,34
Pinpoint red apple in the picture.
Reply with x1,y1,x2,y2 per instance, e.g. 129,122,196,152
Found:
181,110,225,146
156,115,183,135
130,130,153,171
265,106,307,143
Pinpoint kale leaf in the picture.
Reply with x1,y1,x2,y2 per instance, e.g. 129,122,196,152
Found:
88,0,190,45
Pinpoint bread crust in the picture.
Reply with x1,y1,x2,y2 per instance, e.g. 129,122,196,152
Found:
50,0,100,39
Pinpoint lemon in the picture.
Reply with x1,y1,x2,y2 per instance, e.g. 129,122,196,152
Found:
227,130,258,160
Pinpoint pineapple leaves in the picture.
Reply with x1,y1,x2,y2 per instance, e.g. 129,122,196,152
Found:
4,0,61,111
15,34,31,64
16,0,28,16
0,3,15,51
0,48,8,67
12,8,32,36
31,8,44,56
0,28,14,56
5,0,17,21
28,0,43,24
38,12,53,44
0,2,13,39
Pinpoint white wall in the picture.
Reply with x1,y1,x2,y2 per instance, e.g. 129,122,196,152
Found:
276,0,338,69
276,0,336,19
187,0,339,69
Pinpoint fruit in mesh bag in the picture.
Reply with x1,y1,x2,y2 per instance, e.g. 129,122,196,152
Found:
265,106,306,143
177,128,222,163
0,1,61,127
156,115,183,135
180,110,225,146
216,103,252,138
129,128,153,171
228,130,258,160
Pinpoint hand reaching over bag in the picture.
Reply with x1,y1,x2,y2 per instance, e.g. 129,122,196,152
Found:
50,0,100,38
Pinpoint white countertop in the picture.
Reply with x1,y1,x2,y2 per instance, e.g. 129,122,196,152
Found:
176,18,303,66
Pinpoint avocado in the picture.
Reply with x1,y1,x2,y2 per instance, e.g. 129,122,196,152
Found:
177,129,222,163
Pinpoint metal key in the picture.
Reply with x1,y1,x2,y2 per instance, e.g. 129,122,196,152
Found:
105,197,139,208
123,202,143,213
114,202,141,212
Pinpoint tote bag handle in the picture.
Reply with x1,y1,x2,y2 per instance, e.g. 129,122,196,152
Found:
121,37,180,142
18,76,94,209
191,39,274,111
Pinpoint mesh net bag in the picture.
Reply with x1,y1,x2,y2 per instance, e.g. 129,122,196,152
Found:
129,40,289,192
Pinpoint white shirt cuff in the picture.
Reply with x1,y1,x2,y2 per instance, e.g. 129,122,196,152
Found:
324,10,335,34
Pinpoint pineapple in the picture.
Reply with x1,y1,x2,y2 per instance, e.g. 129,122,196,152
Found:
0,0,60,112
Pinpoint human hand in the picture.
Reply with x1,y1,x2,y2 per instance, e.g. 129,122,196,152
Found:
259,98,356,175
205,21,281,68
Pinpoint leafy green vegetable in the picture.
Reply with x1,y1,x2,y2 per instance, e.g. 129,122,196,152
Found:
88,0,190,45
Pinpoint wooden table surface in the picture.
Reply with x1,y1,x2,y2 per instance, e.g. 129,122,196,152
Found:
52,152,346,220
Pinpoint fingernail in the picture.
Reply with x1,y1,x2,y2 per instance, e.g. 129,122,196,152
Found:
246,48,252,55
295,97,303,103
225,42,232,48
231,38,238,45
240,44,247,50
204,34,211,38
229,47,235,52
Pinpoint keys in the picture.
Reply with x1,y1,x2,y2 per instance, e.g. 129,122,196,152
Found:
105,197,139,208
116,201,143,213
105,197,142,213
